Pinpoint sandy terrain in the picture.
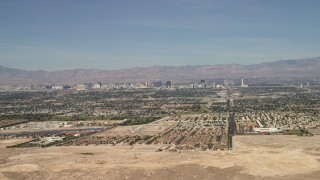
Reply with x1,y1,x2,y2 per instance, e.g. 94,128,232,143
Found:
1,135,320,180
96,120,177,136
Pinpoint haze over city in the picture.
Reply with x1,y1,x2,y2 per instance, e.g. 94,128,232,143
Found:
1,0,320,70
2,1,320,180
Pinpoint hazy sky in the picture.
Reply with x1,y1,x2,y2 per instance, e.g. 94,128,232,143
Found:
0,0,320,70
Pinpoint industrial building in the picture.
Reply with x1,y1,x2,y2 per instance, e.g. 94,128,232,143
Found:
253,128,283,133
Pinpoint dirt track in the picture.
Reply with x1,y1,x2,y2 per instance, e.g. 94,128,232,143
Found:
1,135,320,180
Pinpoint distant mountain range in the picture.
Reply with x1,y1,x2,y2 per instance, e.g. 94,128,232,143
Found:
1,57,320,85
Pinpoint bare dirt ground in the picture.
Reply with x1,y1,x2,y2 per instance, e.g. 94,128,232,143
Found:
96,120,177,136
1,135,320,180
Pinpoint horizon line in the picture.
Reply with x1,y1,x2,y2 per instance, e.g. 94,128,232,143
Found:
1,56,320,72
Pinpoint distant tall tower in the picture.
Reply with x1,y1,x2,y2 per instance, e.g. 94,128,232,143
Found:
200,80,206,88
166,80,173,88
152,81,162,88
241,77,244,87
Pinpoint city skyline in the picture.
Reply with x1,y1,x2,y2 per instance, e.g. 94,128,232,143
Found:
1,0,320,70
